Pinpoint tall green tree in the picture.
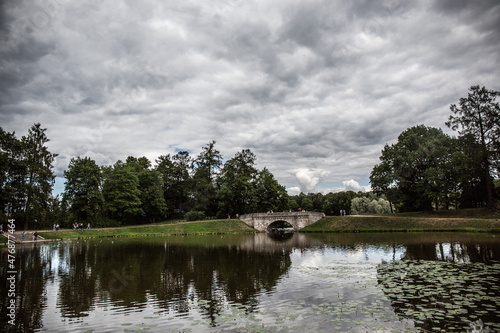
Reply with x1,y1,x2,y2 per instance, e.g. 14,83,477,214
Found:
370,125,454,212
254,167,289,212
63,157,103,224
451,134,489,208
446,85,500,209
138,168,168,222
156,151,192,215
102,162,142,224
216,149,258,217
301,197,314,211
21,123,58,230
192,141,223,216
0,127,25,223
125,156,167,222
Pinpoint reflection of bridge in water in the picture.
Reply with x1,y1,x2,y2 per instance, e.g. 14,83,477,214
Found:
238,233,325,253
239,211,325,232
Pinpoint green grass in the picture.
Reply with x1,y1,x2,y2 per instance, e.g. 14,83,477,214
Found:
39,219,256,240
16,208,500,242
301,215,500,233
377,207,500,219
0,235,7,244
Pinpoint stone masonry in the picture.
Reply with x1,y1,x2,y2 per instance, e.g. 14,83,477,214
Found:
239,211,325,232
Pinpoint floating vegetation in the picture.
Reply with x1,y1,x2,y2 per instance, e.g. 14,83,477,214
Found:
377,260,500,332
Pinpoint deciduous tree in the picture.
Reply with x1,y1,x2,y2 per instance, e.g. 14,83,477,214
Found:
102,162,142,223
370,125,454,212
63,157,103,224
216,149,258,217
254,167,289,212
126,156,168,222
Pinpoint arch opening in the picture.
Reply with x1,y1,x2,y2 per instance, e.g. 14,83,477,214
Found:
267,220,294,233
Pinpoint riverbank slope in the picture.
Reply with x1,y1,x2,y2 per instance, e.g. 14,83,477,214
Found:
2,211,499,244
36,219,255,241
301,215,500,233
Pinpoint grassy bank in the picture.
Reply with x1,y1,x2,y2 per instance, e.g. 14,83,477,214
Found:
39,219,256,240
301,215,500,233
14,209,500,242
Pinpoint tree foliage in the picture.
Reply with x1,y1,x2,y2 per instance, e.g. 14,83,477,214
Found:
370,125,458,212
102,161,143,223
216,149,258,217
0,127,25,224
446,85,500,209
254,168,289,213
63,157,103,224
21,123,58,229
125,156,167,223
351,195,391,215
192,140,222,216
156,151,192,214
0,123,57,229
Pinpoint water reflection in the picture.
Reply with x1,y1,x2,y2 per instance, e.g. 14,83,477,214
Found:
0,244,50,332
0,232,499,332
53,236,293,323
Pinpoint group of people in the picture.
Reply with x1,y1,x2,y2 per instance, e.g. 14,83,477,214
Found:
72,222,91,230
340,210,347,216
52,223,60,231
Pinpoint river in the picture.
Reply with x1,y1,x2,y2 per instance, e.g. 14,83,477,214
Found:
1,232,499,332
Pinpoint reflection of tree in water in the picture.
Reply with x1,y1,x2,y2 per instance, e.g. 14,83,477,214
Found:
54,240,291,326
377,241,500,332
0,244,53,333
57,242,98,319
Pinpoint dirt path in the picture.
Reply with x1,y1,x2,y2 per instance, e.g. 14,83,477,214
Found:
1,230,56,244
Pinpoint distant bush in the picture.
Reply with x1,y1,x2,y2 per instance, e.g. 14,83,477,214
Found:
185,211,206,221
351,197,391,215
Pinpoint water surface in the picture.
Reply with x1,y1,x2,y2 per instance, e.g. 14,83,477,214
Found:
1,232,499,332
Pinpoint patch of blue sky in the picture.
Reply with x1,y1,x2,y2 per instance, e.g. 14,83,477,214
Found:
52,176,66,197
174,148,191,153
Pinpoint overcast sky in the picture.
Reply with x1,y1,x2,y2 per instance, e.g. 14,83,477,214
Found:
1,0,499,196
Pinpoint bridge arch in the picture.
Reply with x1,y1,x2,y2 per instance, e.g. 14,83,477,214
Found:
266,220,294,232
239,212,325,232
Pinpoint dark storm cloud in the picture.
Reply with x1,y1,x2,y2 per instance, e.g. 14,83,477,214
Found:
0,0,499,193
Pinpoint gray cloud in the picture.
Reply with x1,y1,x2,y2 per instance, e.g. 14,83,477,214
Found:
1,0,499,194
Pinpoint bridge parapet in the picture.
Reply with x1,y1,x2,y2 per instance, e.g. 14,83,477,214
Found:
239,211,325,232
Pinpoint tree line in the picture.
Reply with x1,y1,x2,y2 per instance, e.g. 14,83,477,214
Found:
1,85,498,230
0,132,291,229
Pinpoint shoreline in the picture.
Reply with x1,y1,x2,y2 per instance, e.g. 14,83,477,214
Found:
2,215,500,244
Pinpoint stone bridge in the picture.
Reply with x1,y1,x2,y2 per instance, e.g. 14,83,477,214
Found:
239,211,325,232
